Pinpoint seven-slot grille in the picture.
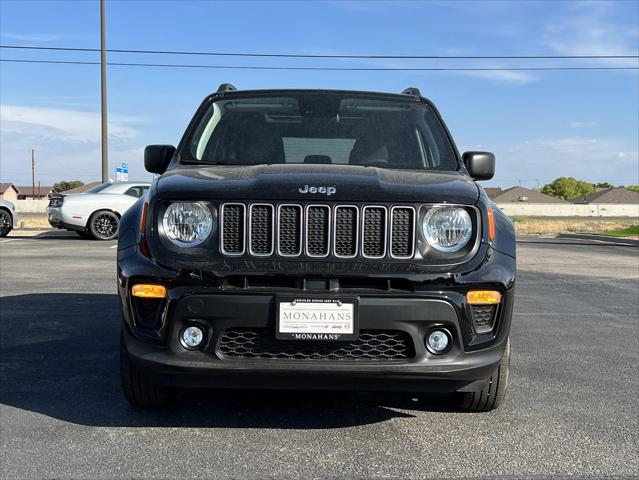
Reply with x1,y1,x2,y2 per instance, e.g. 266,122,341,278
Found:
221,203,416,259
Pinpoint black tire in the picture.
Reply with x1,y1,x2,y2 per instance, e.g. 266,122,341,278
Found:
89,210,119,240
76,231,91,239
452,338,510,412
0,209,13,237
120,334,169,407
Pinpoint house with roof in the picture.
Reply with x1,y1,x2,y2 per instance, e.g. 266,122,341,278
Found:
491,186,568,204
0,183,19,201
16,185,54,200
571,187,639,205
483,187,503,199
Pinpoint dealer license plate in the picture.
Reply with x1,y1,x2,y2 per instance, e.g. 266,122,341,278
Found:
276,298,358,341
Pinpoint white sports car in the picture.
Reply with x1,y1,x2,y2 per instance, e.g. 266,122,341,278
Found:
47,181,151,240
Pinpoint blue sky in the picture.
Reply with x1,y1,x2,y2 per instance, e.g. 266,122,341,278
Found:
1,0,638,188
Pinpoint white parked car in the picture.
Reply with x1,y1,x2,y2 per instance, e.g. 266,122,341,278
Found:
47,181,151,240
0,199,18,237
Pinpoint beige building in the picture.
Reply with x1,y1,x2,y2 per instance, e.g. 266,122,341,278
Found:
0,183,19,201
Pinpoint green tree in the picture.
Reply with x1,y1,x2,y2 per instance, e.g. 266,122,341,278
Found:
53,180,84,192
541,177,596,200
626,185,639,192
594,182,612,189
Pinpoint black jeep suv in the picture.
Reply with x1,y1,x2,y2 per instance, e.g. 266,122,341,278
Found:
117,85,515,411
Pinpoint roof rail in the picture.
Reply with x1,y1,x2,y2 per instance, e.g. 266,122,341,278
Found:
217,83,238,93
401,87,421,98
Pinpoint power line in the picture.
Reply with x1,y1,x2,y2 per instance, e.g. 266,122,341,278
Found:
1,44,637,59
1,58,637,71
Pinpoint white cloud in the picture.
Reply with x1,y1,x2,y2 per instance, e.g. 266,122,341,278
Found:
471,136,639,188
0,32,62,43
456,69,535,85
570,120,598,129
0,105,142,143
0,105,150,184
543,2,639,67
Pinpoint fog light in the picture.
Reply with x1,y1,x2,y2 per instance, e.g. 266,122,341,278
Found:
181,325,204,349
426,329,451,354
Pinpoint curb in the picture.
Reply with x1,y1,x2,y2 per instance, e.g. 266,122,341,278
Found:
557,233,639,246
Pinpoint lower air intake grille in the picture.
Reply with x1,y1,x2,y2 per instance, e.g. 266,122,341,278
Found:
471,305,496,333
217,328,415,361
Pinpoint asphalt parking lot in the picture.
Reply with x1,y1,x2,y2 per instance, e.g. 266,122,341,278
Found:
1,232,637,479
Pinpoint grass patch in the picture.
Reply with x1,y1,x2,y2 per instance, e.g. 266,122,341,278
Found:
512,218,637,235
597,225,639,238
508,215,528,223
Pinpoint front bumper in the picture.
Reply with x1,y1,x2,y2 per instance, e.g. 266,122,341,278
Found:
118,244,515,393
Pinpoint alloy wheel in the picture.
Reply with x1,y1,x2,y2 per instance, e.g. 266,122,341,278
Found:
92,212,118,240
0,210,12,236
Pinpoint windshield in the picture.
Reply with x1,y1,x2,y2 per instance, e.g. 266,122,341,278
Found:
180,93,459,171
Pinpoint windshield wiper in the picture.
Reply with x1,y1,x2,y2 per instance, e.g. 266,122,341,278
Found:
180,159,228,165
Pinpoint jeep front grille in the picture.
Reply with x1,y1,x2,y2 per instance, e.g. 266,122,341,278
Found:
220,203,416,259
362,206,387,258
390,207,415,259
248,204,274,256
277,205,302,256
306,205,330,257
220,203,245,255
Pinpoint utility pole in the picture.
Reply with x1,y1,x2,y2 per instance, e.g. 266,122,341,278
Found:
31,149,35,198
100,0,109,183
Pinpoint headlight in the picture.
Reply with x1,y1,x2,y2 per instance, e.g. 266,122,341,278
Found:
162,202,212,247
422,206,473,252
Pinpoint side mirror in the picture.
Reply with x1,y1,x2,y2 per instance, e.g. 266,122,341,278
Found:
144,145,176,174
463,151,495,181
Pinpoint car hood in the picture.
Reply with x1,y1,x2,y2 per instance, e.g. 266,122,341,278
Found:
156,164,479,204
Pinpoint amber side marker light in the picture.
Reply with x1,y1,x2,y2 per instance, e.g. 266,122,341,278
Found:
131,284,167,299
467,290,501,305
487,207,496,241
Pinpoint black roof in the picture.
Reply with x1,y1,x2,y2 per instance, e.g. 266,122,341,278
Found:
210,84,428,103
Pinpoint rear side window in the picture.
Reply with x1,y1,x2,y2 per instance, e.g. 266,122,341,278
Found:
124,186,149,198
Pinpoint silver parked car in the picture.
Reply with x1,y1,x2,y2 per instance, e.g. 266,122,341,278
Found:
48,181,151,240
0,199,18,237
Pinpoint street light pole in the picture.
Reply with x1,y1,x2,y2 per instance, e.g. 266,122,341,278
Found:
100,0,108,183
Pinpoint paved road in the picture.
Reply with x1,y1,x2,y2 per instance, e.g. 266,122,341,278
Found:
1,233,637,479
